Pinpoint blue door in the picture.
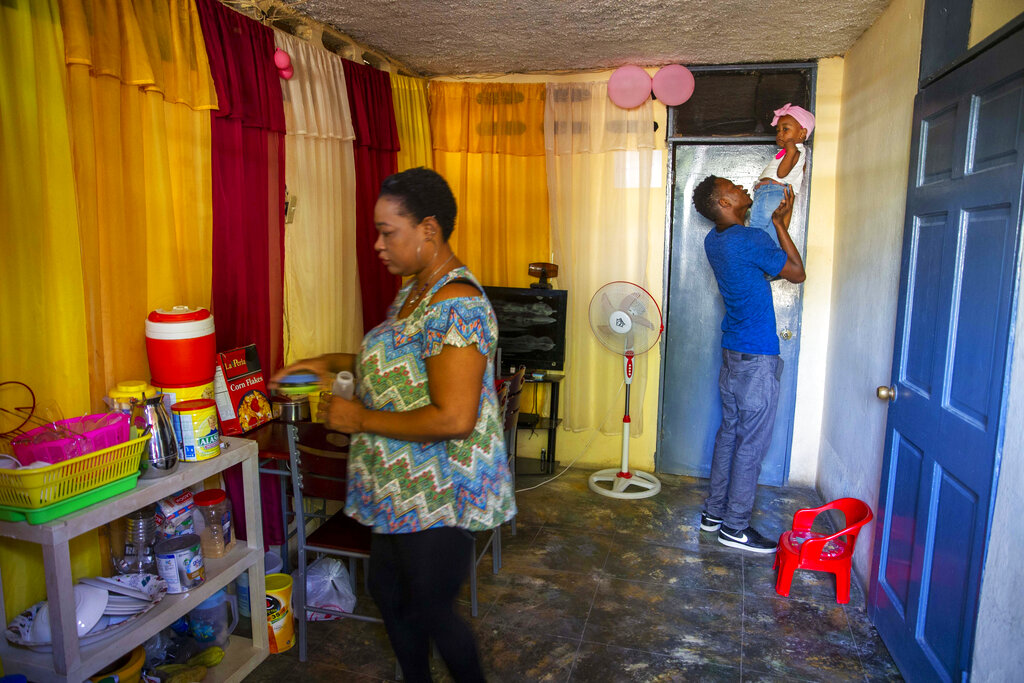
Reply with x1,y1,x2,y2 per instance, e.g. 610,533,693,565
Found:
658,144,808,485
869,28,1024,681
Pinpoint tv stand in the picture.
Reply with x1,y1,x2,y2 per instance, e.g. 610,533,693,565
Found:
513,372,563,476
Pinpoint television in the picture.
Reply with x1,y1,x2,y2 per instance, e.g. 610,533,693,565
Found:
484,286,568,374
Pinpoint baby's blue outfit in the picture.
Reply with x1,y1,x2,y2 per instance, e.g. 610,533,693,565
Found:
748,182,788,247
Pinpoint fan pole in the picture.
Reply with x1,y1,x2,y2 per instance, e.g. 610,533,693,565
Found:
620,353,633,475
588,351,661,500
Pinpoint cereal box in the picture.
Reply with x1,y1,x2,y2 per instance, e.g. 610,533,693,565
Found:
212,345,272,435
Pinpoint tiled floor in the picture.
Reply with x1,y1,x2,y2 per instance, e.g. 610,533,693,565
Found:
245,466,902,682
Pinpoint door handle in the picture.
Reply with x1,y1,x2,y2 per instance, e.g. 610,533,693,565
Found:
780,329,794,341
876,385,896,401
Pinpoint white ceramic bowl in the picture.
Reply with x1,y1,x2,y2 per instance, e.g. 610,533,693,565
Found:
30,584,108,642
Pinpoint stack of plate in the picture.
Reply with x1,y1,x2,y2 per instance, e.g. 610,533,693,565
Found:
103,593,153,616
5,575,166,652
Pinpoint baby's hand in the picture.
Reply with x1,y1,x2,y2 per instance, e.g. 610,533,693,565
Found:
753,179,770,191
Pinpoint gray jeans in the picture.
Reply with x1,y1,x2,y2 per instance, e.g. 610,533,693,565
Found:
704,349,782,530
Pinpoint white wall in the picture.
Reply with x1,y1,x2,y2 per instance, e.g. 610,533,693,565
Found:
816,0,925,582
788,57,844,486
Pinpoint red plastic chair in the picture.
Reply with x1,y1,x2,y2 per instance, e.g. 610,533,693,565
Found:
773,497,873,604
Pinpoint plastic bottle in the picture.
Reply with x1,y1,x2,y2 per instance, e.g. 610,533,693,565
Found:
192,488,235,559
332,371,354,400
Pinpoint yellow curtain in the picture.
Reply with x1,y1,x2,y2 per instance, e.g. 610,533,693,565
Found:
391,73,433,171
429,82,550,287
544,81,658,433
60,0,217,407
276,31,363,361
0,0,94,625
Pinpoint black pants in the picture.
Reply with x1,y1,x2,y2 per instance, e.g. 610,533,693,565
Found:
369,527,485,682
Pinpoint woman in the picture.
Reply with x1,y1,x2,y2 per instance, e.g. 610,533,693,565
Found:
273,167,515,682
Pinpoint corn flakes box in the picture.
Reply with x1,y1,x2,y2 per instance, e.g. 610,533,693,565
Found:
212,344,272,435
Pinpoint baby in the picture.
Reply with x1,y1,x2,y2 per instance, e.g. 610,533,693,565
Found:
748,103,814,245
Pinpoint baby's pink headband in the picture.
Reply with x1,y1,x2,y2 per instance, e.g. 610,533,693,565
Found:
771,103,814,139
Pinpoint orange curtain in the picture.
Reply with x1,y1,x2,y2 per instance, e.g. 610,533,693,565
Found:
429,82,550,287
60,0,217,407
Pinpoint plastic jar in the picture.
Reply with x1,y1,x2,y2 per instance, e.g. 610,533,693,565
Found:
145,306,216,387
192,488,235,559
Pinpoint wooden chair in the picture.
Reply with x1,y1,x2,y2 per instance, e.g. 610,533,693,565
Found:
469,366,525,616
502,366,526,534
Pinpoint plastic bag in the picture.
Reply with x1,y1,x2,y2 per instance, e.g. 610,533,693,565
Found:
297,557,356,620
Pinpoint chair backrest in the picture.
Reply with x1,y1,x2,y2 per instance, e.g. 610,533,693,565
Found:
793,497,873,561
496,381,510,424
289,423,349,502
504,366,526,434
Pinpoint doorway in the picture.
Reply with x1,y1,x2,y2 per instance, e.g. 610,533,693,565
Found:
658,142,809,484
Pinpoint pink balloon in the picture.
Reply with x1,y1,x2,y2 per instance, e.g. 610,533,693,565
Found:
279,66,294,80
652,64,695,106
608,65,652,109
273,49,291,70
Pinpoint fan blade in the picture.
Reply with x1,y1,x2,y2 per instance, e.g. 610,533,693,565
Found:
631,315,657,331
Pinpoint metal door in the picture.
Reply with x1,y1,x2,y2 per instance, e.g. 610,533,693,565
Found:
658,144,807,484
868,28,1024,682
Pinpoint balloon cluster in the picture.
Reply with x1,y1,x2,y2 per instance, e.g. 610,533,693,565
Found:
274,48,293,80
608,64,695,109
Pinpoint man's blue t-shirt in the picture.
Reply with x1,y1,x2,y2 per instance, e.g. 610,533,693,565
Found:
704,225,788,355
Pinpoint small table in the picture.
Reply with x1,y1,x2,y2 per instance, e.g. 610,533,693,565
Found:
514,372,563,475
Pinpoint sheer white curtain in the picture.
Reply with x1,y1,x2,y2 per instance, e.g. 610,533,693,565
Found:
544,82,656,433
276,32,362,361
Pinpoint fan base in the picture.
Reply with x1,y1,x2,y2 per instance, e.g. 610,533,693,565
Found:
588,468,661,499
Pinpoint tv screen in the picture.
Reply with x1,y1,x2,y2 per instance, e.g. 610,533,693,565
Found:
484,286,568,373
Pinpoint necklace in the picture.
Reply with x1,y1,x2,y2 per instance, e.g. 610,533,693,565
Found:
407,253,455,307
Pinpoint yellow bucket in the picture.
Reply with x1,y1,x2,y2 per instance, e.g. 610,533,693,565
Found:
171,398,220,462
265,573,295,653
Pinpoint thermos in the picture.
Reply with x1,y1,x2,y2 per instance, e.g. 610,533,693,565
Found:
131,394,179,479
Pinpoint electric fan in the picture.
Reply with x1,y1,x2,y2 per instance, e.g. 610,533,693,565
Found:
587,282,664,499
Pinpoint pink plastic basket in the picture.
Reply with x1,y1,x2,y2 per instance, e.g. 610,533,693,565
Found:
11,413,130,466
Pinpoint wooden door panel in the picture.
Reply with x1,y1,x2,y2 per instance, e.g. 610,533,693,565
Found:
870,27,1024,682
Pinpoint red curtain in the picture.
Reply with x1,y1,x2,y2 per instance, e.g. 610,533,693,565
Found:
342,60,400,332
196,0,286,547
195,0,286,373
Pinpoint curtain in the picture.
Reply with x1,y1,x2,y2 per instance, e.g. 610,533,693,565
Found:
196,0,286,373
343,60,400,333
61,0,217,407
391,73,433,171
429,82,551,288
276,31,362,361
0,0,95,625
196,0,286,547
544,82,657,433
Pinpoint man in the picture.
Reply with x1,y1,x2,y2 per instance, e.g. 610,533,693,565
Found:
691,175,805,553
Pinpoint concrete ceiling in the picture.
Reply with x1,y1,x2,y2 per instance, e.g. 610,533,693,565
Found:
284,0,892,76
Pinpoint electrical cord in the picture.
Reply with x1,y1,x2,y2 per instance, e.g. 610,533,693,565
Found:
514,379,625,493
